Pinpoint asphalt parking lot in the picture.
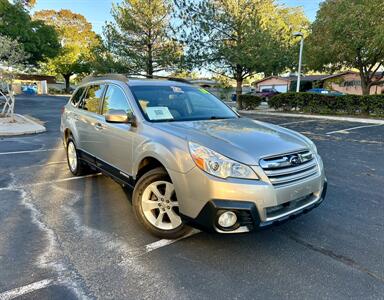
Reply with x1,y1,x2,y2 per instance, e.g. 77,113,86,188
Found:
0,95,383,299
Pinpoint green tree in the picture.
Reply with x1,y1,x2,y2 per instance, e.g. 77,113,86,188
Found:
33,10,100,92
0,0,60,64
103,0,183,77
306,0,384,95
0,35,29,118
176,0,309,109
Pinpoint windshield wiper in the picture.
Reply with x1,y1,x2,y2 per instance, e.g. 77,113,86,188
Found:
208,116,234,120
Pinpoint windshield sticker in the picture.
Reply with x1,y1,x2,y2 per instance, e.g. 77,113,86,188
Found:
199,88,209,94
171,86,184,93
146,106,174,120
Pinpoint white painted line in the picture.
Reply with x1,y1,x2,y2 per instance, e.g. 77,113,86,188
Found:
326,124,382,135
19,161,67,169
0,278,54,300
240,111,384,125
0,148,63,155
145,229,200,253
279,120,317,126
0,173,102,191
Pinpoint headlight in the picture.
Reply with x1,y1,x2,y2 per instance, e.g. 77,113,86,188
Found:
188,142,258,180
307,139,318,154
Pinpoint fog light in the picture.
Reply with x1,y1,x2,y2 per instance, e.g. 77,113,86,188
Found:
217,211,237,228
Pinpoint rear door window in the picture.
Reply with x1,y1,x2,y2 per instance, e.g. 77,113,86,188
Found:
80,84,106,113
71,87,85,106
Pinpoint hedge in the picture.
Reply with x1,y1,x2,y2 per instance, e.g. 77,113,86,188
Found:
268,92,384,117
238,94,262,110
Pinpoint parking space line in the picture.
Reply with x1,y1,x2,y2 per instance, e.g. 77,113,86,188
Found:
326,124,382,135
0,148,63,155
19,161,67,169
0,173,102,191
279,120,318,126
0,278,54,300
145,229,200,253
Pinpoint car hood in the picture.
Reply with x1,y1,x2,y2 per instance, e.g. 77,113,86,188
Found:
153,117,311,165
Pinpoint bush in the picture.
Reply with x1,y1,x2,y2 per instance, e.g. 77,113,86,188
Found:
269,92,384,117
238,94,262,110
48,87,67,95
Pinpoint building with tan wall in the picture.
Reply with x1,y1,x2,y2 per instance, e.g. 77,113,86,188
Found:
322,71,383,95
253,72,384,95
253,75,329,93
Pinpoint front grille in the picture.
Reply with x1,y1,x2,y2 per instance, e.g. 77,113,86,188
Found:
260,150,319,186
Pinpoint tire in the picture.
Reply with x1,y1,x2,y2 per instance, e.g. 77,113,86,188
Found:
133,167,191,239
66,137,91,176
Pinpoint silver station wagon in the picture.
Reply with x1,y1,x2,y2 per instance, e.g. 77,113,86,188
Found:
61,75,327,239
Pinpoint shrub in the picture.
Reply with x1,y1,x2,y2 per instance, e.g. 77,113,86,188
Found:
269,92,384,117
48,87,66,95
238,94,262,110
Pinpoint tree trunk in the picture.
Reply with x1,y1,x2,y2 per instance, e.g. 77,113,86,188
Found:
360,75,370,95
63,74,71,93
147,35,153,78
236,79,243,110
235,65,243,110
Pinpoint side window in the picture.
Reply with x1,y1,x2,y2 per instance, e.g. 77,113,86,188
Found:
71,87,85,106
81,85,105,113
102,85,132,115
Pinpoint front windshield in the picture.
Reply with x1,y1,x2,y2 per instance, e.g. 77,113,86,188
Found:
130,85,238,122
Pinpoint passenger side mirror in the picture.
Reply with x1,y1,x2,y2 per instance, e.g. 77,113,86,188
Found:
105,110,136,126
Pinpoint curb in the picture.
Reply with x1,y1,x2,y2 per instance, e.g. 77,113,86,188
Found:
240,110,384,125
0,114,46,136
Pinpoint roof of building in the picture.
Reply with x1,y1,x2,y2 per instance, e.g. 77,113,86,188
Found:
14,74,56,84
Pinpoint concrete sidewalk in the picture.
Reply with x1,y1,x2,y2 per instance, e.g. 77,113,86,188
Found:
240,110,384,125
0,114,46,136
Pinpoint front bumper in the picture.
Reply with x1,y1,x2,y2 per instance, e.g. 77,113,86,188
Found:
170,156,327,233
180,180,327,233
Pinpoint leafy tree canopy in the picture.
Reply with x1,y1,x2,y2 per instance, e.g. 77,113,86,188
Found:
103,0,183,77
33,9,100,91
0,0,60,64
306,0,384,94
175,0,309,108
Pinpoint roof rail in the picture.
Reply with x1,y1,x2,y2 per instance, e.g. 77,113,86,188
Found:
81,74,128,84
127,74,192,84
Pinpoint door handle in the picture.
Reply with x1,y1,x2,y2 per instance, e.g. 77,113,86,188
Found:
95,122,104,130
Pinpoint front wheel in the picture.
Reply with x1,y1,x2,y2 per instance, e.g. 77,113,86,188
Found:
66,137,91,176
133,167,190,239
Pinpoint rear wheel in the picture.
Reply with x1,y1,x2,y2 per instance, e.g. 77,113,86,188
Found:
66,137,91,176
133,167,190,239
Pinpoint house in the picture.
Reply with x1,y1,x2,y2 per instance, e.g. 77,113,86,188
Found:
252,72,384,95
322,71,383,95
252,74,329,93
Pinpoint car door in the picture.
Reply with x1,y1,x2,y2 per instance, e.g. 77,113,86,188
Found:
95,84,134,177
76,84,106,159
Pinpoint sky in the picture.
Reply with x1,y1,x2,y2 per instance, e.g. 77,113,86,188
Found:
31,0,323,35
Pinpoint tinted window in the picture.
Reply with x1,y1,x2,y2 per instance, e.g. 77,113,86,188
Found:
102,85,132,115
81,85,105,113
71,87,85,106
130,85,237,122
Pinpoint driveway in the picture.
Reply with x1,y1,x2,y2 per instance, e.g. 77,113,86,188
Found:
0,95,383,299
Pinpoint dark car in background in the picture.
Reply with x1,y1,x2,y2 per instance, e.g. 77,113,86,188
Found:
256,88,280,101
307,88,344,96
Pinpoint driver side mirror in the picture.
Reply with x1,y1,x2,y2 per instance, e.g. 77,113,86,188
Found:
105,110,136,126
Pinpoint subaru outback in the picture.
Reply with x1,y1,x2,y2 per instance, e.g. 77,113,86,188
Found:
61,75,327,239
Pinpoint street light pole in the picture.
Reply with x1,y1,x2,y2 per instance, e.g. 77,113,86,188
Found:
293,32,304,93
